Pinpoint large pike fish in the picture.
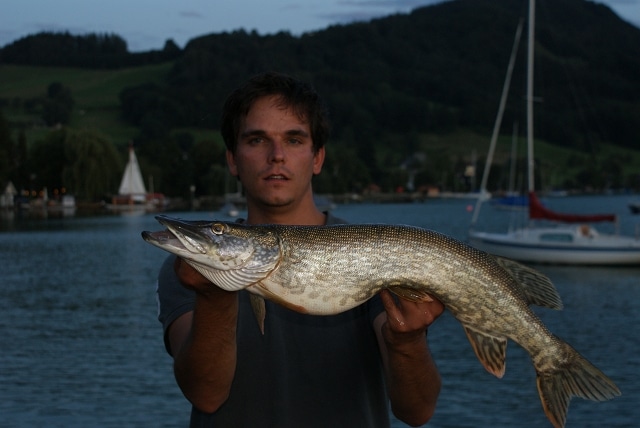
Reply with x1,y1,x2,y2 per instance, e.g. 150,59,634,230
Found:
142,215,620,428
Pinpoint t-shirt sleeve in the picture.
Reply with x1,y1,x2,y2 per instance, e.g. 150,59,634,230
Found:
156,254,196,355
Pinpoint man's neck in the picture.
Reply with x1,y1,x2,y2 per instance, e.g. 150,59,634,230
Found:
245,203,327,226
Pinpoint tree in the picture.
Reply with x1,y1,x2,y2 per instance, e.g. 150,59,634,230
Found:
28,129,67,192
189,137,227,196
42,82,74,126
0,110,11,184
62,130,122,200
28,128,122,201
13,129,29,190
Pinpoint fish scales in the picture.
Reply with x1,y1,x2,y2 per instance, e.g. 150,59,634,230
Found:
271,224,518,314
142,216,621,428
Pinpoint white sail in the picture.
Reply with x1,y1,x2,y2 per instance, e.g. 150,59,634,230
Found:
118,146,147,201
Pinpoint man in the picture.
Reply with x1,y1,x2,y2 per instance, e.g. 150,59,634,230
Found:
157,72,444,427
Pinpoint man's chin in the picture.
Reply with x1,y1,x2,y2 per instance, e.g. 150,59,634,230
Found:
257,195,294,208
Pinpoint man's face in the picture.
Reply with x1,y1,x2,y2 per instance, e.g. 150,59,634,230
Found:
226,95,324,210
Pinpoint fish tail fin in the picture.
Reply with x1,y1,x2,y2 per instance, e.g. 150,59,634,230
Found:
536,342,621,428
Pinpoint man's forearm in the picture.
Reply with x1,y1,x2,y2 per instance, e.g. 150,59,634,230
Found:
381,324,441,426
172,290,239,413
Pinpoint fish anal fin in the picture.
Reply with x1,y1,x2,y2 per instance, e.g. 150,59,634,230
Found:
388,286,434,303
463,325,507,378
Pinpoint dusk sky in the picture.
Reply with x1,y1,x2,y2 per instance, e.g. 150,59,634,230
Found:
1,0,639,52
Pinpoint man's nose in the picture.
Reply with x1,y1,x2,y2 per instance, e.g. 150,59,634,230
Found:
269,140,285,162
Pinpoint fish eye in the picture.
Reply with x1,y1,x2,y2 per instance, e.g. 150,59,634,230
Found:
211,223,225,235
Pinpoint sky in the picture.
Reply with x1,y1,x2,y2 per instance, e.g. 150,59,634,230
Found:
1,0,639,52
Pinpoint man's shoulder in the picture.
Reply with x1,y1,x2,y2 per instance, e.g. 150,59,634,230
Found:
325,212,347,225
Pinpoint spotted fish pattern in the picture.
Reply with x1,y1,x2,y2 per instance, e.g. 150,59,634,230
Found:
142,216,620,428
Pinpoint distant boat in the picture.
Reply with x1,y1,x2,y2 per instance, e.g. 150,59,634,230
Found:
490,122,528,211
469,0,640,266
108,145,166,213
220,200,240,217
314,195,337,212
490,194,528,210
1,181,17,209
472,192,640,265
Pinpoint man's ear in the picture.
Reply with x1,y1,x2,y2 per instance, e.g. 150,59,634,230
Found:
226,150,238,176
313,147,325,175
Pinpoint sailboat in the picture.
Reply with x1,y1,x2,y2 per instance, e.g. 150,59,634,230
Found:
469,0,640,266
108,144,166,212
489,122,528,210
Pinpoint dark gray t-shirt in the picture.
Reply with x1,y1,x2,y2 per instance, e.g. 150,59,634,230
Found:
156,214,389,427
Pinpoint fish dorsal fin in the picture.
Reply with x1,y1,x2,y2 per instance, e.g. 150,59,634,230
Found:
388,286,435,303
493,256,563,310
462,324,507,378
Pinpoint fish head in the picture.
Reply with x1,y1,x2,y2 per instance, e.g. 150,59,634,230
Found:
142,215,281,291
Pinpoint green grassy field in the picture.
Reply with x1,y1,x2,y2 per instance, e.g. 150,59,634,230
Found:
1,63,638,191
0,63,171,145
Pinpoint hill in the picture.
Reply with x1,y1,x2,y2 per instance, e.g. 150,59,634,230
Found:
160,0,640,150
1,0,639,200
0,63,172,142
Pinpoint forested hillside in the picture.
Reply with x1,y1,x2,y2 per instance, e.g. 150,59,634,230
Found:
1,0,639,202
158,0,640,150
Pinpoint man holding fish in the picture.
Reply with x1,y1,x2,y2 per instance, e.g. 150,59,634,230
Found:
156,71,444,427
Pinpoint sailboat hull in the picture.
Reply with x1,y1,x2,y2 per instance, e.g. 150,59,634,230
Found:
469,227,640,265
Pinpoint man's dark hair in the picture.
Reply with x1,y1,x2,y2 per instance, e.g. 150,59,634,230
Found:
221,72,330,153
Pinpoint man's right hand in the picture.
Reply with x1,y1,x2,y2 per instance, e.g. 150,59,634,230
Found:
173,257,229,296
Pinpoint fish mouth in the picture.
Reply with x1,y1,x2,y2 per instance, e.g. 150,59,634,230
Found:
142,215,213,254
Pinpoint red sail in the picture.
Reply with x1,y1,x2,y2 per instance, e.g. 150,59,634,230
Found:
528,192,616,223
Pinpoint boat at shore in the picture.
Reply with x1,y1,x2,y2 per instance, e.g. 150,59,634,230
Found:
107,145,167,213
469,0,640,266
471,192,640,265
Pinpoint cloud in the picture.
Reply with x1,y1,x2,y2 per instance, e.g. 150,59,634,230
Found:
318,0,443,26
605,0,638,4
37,22,85,33
336,0,441,9
179,11,205,19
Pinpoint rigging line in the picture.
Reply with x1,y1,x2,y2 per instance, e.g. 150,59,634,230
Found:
471,18,524,227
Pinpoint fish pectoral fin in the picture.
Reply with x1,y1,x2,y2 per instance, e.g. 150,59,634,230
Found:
462,325,507,378
388,286,434,303
248,293,266,335
246,282,310,324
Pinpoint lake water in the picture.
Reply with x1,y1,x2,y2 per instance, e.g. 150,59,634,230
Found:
1,194,638,427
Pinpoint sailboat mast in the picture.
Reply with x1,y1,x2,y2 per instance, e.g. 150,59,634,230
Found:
470,19,524,226
526,0,536,193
